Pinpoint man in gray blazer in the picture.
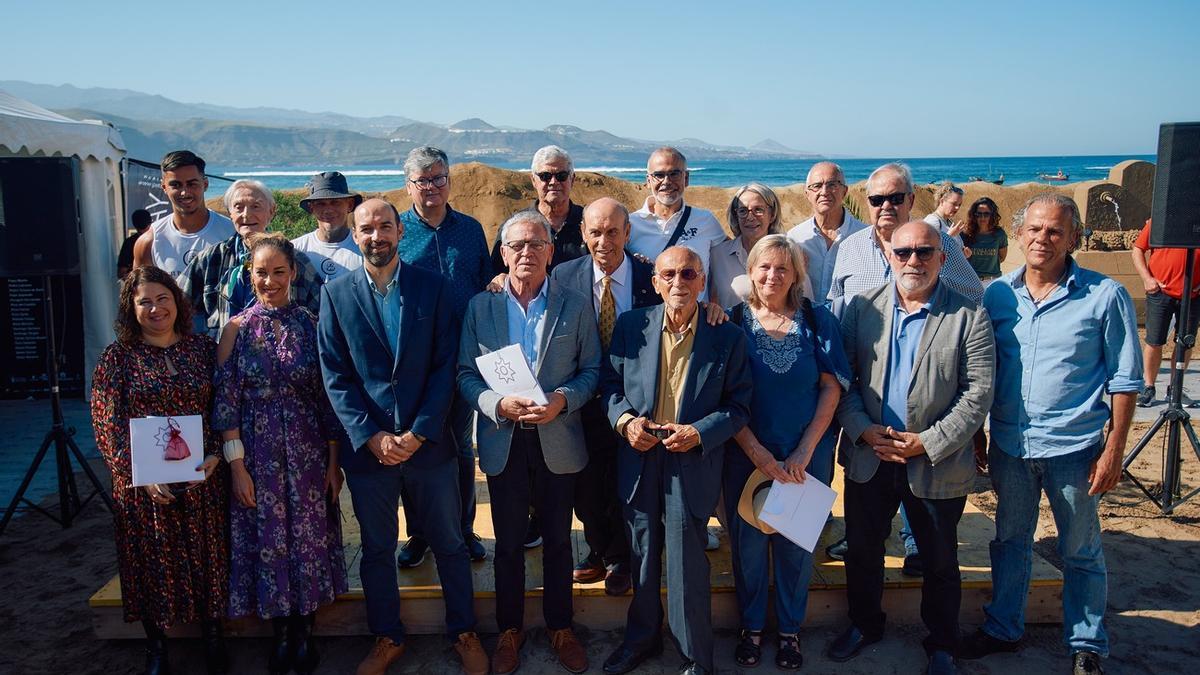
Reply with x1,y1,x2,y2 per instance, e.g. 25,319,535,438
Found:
601,246,753,675
458,209,600,675
828,221,996,675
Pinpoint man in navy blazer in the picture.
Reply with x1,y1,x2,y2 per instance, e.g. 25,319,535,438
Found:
549,198,659,596
317,198,486,675
601,246,753,675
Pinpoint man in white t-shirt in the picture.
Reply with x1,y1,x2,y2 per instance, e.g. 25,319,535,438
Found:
132,150,235,279
627,147,728,301
292,171,363,282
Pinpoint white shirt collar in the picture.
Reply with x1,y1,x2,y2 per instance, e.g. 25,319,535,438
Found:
593,253,632,289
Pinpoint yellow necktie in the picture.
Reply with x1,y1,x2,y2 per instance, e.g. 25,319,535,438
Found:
599,274,616,350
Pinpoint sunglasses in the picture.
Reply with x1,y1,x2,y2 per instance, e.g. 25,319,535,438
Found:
867,192,910,207
892,246,940,262
535,170,571,183
974,210,993,217
656,268,701,282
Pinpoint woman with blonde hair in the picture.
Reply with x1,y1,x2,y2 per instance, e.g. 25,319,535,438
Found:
924,181,966,241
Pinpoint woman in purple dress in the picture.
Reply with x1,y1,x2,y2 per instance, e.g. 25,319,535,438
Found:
214,232,347,675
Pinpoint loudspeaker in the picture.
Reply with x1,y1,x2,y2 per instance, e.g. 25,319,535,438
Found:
1150,122,1200,249
0,157,81,276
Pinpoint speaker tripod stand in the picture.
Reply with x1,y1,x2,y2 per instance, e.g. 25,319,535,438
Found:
1123,249,1200,514
0,276,112,537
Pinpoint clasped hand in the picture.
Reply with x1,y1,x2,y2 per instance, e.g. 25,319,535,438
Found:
367,430,422,466
498,392,566,425
624,417,700,453
863,424,926,463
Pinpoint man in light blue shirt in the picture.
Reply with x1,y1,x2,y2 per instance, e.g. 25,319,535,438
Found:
786,161,869,305
962,195,1142,675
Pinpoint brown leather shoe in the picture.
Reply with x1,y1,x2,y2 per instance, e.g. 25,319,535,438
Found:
492,628,525,675
549,628,588,674
357,636,405,675
454,632,489,675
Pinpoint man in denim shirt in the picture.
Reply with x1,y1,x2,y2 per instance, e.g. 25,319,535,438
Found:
961,194,1142,675
395,146,492,565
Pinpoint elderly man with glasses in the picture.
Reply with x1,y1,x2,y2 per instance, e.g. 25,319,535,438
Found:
394,146,493,566
828,220,995,675
786,161,870,307
458,209,600,674
627,147,729,300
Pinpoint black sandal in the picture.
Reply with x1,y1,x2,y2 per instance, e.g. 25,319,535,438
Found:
734,629,763,668
776,633,803,670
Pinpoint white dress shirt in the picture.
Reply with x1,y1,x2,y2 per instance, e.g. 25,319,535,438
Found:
786,209,869,307
591,254,633,318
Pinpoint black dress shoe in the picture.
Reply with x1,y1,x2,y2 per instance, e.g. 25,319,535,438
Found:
826,625,881,662
927,650,957,675
1073,650,1104,674
604,562,632,596
678,661,710,675
574,552,606,583
957,628,1019,660
902,552,924,577
826,537,848,561
397,536,429,568
466,532,487,562
602,641,662,675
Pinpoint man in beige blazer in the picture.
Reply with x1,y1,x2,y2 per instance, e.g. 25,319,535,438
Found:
827,221,996,675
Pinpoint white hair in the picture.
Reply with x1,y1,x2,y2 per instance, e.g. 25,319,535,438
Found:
223,179,274,211
499,209,554,244
531,145,574,173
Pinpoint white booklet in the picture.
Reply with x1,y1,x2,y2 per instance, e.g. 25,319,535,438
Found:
474,343,548,405
758,473,838,552
129,415,206,487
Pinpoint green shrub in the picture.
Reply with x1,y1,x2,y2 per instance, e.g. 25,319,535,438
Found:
272,191,317,240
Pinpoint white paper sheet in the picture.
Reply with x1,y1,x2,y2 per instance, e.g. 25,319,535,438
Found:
757,473,838,552
129,415,206,487
474,343,548,405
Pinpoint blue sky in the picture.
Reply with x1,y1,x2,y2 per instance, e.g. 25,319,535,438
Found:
3,0,1197,156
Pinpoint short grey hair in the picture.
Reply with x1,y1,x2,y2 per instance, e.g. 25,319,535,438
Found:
866,162,914,194
648,146,687,169
727,182,783,236
404,146,449,177
531,145,574,173
805,161,845,185
499,209,553,245
223,179,274,211
1014,193,1084,251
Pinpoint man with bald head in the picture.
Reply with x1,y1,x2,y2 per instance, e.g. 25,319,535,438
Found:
627,148,729,300
601,246,752,675
550,198,661,595
318,198,486,675
829,220,995,673
786,161,869,305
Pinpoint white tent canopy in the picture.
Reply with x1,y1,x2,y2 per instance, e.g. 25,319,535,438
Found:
0,90,127,393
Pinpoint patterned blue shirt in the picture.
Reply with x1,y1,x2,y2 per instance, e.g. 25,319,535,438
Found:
984,257,1143,458
366,262,403,357
828,228,983,317
505,279,548,370
881,289,932,432
397,205,491,315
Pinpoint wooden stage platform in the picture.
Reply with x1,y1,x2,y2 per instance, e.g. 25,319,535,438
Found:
90,465,1063,638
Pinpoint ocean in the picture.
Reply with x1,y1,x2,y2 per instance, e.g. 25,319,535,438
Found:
213,154,1156,193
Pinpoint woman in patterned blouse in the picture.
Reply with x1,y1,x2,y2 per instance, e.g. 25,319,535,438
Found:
91,266,230,675
725,235,851,670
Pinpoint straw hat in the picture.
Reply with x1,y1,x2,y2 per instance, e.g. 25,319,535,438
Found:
737,468,777,535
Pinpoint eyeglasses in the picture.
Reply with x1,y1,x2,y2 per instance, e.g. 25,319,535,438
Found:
649,169,685,182
409,174,448,189
735,206,769,218
656,268,701,282
504,239,549,253
892,246,940,262
867,192,909,207
535,170,571,183
974,210,993,218
806,180,845,193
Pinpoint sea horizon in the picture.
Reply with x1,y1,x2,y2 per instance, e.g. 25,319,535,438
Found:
212,154,1156,193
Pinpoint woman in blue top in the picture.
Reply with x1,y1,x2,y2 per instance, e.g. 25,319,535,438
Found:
724,234,850,670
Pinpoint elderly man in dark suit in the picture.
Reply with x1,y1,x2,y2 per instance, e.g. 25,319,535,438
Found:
549,197,660,596
458,209,600,675
601,246,753,675
317,198,486,675
828,220,996,675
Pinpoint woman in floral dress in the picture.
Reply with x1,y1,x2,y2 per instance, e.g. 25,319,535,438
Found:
91,266,230,675
213,232,347,675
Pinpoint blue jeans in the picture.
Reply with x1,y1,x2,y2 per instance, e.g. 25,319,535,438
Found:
983,444,1108,656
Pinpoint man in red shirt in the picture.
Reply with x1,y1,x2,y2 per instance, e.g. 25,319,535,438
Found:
1132,219,1200,407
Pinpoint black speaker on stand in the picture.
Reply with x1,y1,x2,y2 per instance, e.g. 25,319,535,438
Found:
0,157,112,537
1123,122,1200,513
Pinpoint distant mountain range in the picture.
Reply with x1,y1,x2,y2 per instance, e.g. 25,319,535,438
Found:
1,80,823,168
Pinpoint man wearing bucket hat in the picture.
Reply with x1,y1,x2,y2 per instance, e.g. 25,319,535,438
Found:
293,171,363,282
828,220,995,674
